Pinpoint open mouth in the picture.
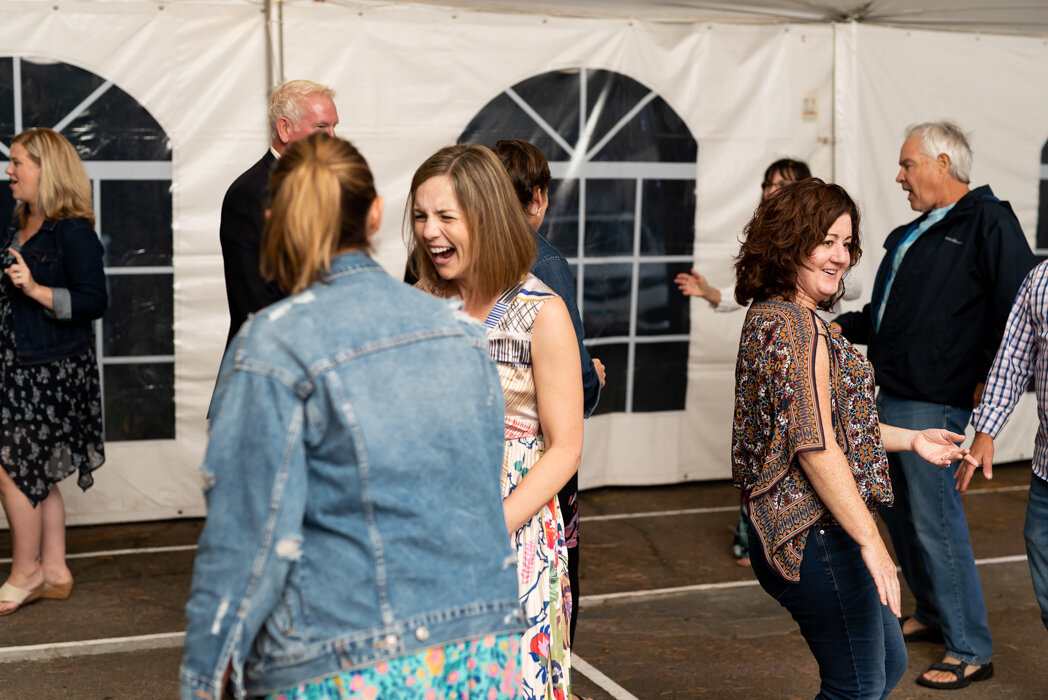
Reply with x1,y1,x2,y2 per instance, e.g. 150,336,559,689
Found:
430,245,455,264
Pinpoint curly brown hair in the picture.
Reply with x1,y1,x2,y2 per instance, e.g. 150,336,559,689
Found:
734,178,861,311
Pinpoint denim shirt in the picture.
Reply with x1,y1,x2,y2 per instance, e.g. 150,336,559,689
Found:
3,217,107,364
531,232,600,417
180,253,522,699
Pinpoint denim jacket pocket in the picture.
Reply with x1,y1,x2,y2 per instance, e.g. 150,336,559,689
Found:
23,246,61,287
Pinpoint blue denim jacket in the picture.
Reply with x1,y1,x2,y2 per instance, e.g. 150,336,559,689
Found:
3,217,107,365
532,233,600,417
180,253,522,699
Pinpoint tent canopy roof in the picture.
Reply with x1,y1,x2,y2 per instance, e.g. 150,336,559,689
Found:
350,0,1048,35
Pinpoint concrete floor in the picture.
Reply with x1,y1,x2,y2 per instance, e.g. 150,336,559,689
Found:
0,462,1043,699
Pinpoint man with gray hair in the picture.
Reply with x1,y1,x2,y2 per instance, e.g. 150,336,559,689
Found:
219,79,338,347
834,120,1035,689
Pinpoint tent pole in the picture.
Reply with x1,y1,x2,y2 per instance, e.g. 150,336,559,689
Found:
265,0,285,91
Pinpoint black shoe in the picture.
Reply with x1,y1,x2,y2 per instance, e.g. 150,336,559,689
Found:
915,660,993,689
900,615,944,644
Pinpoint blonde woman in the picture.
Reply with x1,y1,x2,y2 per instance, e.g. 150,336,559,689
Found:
181,134,523,700
408,144,583,700
0,128,106,615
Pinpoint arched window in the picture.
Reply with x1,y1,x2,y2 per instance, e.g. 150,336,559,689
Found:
0,56,174,441
460,68,697,414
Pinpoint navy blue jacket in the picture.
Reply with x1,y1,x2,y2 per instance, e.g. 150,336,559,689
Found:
4,217,107,365
835,185,1036,409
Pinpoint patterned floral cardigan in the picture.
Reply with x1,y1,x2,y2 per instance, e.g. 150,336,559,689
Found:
731,299,893,581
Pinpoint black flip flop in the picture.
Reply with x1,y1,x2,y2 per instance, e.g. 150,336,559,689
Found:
916,660,994,689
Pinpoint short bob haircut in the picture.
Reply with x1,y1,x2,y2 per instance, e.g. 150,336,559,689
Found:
734,178,861,311
11,128,94,229
406,145,536,302
262,133,376,295
492,139,552,212
268,79,336,143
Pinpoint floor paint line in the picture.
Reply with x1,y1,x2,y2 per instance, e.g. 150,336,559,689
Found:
579,483,1028,523
0,544,197,565
0,631,185,664
0,483,1030,566
581,505,738,522
580,579,760,606
572,655,641,700
965,484,1030,495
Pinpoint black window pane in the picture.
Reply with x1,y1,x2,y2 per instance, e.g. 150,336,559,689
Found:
589,342,628,415
101,181,173,266
0,186,13,230
541,178,579,256
103,274,173,356
0,57,13,140
586,70,652,155
62,85,171,161
458,92,571,162
104,363,174,441
511,70,581,153
641,180,695,256
633,342,688,412
19,59,106,135
595,96,698,163
585,180,635,256
637,262,691,336
583,263,631,337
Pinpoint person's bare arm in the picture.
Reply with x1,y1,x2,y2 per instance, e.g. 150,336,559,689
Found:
795,332,901,616
501,297,584,533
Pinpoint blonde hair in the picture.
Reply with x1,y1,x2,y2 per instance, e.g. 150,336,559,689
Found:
268,80,336,142
12,128,94,228
406,145,536,302
262,133,376,295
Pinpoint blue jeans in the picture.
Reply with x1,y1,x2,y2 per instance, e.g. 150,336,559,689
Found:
1025,473,1048,630
876,392,993,664
749,524,907,699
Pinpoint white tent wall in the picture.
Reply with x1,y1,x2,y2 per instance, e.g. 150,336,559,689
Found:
0,1,1042,525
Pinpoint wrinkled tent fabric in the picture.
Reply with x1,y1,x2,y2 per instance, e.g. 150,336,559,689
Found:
0,0,1045,526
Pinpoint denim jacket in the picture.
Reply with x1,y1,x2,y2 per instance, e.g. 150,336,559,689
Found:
180,253,522,699
3,217,107,365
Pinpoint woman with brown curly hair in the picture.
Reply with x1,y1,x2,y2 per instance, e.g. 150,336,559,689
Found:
731,178,977,698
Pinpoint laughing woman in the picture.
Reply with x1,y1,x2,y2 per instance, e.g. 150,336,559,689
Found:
0,128,106,615
408,145,583,700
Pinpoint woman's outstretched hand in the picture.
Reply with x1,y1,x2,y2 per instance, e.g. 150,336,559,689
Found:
911,428,978,469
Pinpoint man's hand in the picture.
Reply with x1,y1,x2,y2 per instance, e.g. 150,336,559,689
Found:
957,431,994,493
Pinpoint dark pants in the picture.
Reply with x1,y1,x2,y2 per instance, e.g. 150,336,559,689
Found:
749,523,907,699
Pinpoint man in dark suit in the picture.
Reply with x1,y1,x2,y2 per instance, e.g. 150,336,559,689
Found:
220,79,339,347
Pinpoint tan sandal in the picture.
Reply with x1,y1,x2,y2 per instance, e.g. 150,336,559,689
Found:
41,579,74,600
0,580,46,616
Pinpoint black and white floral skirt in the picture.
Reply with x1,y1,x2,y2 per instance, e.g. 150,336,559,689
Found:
0,297,105,506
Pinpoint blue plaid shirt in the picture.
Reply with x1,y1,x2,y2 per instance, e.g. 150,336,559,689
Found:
972,260,1048,482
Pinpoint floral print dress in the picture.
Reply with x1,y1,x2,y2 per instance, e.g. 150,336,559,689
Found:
485,274,573,700
0,237,104,506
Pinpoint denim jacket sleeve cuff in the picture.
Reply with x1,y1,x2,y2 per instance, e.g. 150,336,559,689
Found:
51,287,72,320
